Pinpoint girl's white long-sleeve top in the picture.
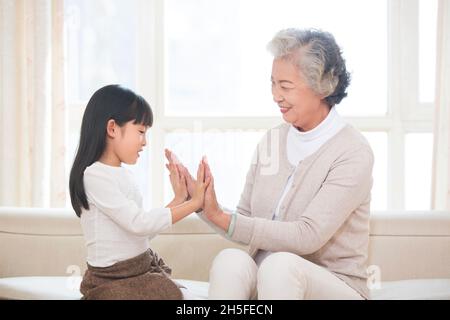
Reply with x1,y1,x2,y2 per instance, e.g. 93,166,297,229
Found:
80,161,172,267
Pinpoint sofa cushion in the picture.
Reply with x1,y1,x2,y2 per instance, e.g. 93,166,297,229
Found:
370,279,450,300
0,277,82,300
0,277,209,300
1,276,449,300
176,279,209,299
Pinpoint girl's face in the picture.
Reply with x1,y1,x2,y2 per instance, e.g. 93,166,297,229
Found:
111,121,148,165
271,58,329,131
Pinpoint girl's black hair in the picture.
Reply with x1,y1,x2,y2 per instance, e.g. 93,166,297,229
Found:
69,85,153,217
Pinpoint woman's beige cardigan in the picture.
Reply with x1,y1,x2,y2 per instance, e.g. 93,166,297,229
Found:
201,122,374,299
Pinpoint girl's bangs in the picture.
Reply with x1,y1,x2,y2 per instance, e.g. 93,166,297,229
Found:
130,96,153,127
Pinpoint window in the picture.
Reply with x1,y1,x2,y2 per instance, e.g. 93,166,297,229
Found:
362,132,388,211
64,0,138,102
64,0,438,211
419,0,438,104
166,0,388,117
405,133,433,210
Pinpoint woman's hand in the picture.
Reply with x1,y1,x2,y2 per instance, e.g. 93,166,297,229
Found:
203,160,221,220
202,161,231,233
190,160,211,210
165,154,188,204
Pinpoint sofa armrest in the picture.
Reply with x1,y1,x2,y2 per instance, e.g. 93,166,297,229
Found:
370,210,450,236
368,211,450,281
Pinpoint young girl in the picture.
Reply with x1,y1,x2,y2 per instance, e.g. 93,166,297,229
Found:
69,84,209,300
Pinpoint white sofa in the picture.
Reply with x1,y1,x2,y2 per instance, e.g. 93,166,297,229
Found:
0,207,449,300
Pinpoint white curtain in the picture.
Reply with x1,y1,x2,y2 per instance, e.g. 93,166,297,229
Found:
431,0,450,210
0,0,66,207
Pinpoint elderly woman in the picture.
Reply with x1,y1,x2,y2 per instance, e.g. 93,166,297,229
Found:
166,28,373,300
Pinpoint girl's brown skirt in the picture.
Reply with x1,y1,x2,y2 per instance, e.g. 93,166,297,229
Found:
80,248,182,300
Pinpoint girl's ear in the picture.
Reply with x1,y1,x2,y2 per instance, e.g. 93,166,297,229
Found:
106,119,117,138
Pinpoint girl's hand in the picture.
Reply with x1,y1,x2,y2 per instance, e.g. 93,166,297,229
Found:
165,149,197,200
191,159,211,210
179,164,196,201
165,161,188,204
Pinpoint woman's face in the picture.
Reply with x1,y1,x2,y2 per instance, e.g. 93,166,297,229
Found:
271,57,329,131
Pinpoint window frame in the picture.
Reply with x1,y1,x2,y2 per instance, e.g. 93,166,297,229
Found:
66,0,434,210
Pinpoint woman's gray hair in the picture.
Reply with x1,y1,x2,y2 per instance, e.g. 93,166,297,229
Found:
267,28,350,107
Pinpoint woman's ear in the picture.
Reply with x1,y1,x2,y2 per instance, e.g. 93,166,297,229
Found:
106,119,117,138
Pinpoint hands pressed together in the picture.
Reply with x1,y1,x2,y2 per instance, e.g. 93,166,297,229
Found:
164,149,222,221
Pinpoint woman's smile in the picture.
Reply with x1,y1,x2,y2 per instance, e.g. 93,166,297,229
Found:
280,107,291,114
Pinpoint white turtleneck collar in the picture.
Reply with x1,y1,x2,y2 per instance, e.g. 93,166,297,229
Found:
287,107,347,166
